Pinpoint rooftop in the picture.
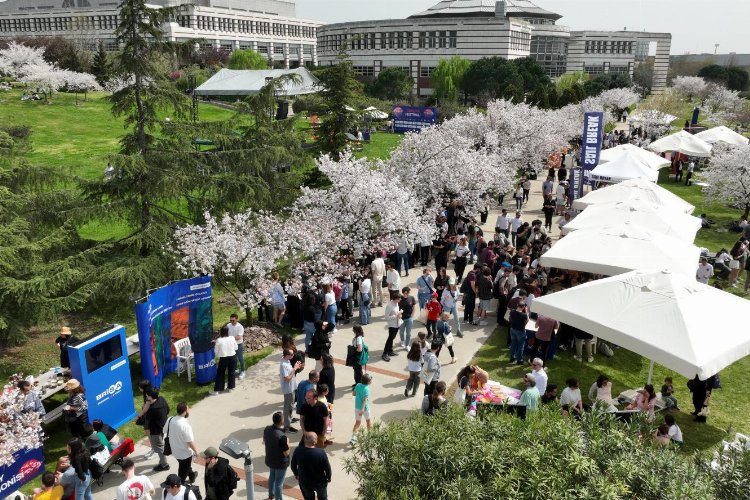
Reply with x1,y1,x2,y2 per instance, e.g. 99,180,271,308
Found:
410,0,561,20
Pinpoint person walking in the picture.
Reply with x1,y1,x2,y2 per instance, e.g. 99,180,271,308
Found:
522,177,532,204
291,432,332,500
322,283,337,331
370,252,386,307
685,160,695,186
395,238,410,277
226,314,246,379
211,326,238,395
514,184,524,211
263,412,290,500
454,237,470,284
416,267,434,320
200,446,237,500
270,272,287,326
398,287,416,349
358,270,372,325
350,373,372,444
280,348,303,433
421,343,441,397
116,459,155,500
386,261,401,296
351,326,368,386
432,312,456,364
440,278,462,337
382,293,402,362
164,402,200,485
161,474,199,500
424,292,441,340
510,211,523,246
143,386,170,472
404,342,422,398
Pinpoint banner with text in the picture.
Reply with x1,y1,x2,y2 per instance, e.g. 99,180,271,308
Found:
135,276,214,387
392,105,437,133
580,111,604,185
0,446,44,498
569,167,583,204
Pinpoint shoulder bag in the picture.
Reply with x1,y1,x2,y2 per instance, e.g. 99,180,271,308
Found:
163,416,173,456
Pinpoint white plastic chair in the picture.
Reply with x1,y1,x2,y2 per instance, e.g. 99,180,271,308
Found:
173,338,194,382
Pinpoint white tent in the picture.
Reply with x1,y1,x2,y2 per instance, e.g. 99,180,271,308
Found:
195,68,320,96
572,177,695,214
648,130,712,157
590,152,658,183
539,223,700,277
599,143,671,170
531,269,750,380
628,110,677,126
695,125,750,146
364,106,389,119
561,201,702,242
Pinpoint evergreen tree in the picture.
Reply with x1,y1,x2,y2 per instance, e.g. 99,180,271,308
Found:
368,67,413,101
316,57,359,159
91,41,110,87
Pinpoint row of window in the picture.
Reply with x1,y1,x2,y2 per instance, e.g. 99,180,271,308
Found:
509,30,531,52
583,63,630,75
0,14,118,33
352,66,432,78
176,15,315,39
320,30,459,53
584,40,635,55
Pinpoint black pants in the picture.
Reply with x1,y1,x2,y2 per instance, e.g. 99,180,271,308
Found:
420,245,431,266
523,189,530,203
454,257,467,283
496,294,508,325
435,343,454,360
685,172,693,185
544,212,553,230
353,362,363,385
67,414,88,439
300,484,328,500
215,355,237,391
339,299,351,320
463,295,476,323
676,170,683,182
424,380,437,397
530,338,551,361
177,456,195,484
384,327,398,355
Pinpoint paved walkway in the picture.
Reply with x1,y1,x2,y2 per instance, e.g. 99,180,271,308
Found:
94,178,553,499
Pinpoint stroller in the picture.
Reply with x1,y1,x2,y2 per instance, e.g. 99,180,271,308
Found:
90,437,135,485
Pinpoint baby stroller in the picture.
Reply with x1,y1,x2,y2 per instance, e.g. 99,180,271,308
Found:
91,437,135,485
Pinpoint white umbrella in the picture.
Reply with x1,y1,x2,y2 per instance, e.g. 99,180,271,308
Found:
629,110,677,126
572,177,695,214
539,223,701,277
599,144,671,170
344,105,357,112
562,201,702,242
531,269,750,380
590,152,658,184
363,106,389,119
648,130,712,157
695,126,750,146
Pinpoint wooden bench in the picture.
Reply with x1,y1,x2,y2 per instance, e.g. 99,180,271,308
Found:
42,405,65,425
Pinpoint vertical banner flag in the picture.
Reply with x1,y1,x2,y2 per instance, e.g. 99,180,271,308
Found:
569,167,583,204
68,325,137,429
580,111,604,185
135,276,215,387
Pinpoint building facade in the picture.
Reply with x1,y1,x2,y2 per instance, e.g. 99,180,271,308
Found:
317,0,671,95
0,0,322,67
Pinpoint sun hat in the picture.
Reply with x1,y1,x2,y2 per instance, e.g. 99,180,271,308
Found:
63,379,80,391
60,326,72,336
200,446,219,459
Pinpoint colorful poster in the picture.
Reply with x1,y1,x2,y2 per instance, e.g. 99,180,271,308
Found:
135,276,214,387
580,111,604,185
0,446,44,498
392,105,437,133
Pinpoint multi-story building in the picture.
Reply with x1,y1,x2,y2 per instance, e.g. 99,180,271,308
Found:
0,0,322,68
317,0,672,95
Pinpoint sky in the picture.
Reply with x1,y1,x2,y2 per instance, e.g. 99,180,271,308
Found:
295,0,750,56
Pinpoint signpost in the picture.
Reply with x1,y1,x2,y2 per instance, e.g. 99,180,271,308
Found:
392,105,437,133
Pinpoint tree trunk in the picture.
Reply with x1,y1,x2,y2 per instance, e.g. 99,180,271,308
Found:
744,203,749,221
244,307,254,325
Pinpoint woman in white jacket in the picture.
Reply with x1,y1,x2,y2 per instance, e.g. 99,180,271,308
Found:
440,278,462,337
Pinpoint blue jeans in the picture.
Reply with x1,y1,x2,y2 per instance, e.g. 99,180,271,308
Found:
326,304,337,328
469,240,477,262
74,472,93,500
398,317,413,346
359,293,371,325
396,252,409,275
303,320,315,350
417,292,431,310
235,342,246,373
268,466,288,499
509,327,526,363
447,304,461,334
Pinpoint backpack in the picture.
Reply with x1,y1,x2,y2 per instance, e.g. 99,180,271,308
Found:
460,274,472,294
226,464,239,491
89,457,104,481
163,484,203,500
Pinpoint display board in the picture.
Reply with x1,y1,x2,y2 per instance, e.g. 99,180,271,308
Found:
392,105,437,133
0,446,44,498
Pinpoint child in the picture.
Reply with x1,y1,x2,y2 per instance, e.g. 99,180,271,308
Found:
425,292,442,340
317,384,333,446
350,373,372,444
417,331,429,359
661,376,678,410
405,342,422,398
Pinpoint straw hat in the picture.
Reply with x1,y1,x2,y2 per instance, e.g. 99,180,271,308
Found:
63,379,80,391
60,326,72,336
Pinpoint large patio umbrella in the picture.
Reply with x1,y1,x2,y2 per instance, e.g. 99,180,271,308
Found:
590,152,658,184
599,143,671,170
539,223,700,277
572,177,695,214
561,201,702,242
648,130,712,157
695,125,749,146
531,269,750,381
628,110,677,126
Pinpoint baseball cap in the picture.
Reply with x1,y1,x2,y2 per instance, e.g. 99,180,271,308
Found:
161,474,182,488
448,277,456,285
200,446,219,458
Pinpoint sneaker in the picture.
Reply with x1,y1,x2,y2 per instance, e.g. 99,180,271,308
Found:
558,345,568,351
208,391,219,396
587,356,594,362
401,342,407,349
144,449,155,459
239,373,245,380
573,355,582,362
404,389,409,397
350,435,358,444
381,354,391,362
188,471,197,484
388,351,399,357
153,463,170,472
291,417,300,423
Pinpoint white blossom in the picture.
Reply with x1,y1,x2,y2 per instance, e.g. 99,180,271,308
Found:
0,41,47,79
703,84,745,125
699,143,750,216
596,87,641,110
671,76,709,100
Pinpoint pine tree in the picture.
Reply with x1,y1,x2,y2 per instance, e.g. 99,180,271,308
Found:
91,41,110,87
316,56,359,159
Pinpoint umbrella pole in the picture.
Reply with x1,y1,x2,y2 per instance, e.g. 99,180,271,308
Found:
647,360,654,384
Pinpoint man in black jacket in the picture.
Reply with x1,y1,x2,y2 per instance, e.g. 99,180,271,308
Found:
201,447,236,500
144,386,170,472
291,432,332,500
263,412,290,500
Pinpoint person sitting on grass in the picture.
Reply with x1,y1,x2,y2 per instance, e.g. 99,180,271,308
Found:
661,377,678,410
625,384,656,422
664,414,683,447
560,378,584,417
653,423,671,446
541,384,558,405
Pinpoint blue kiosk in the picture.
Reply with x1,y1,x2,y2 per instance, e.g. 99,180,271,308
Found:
68,324,137,429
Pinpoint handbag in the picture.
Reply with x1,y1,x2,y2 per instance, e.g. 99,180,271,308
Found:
345,344,357,367
163,417,173,456
445,332,455,347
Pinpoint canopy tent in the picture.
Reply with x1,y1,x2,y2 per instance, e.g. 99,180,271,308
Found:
628,110,677,126
695,125,750,146
539,223,701,277
363,106,389,119
531,269,750,380
590,152,658,184
561,201,702,242
599,144,671,170
572,177,695,214
648,130,712,157
195,68,320,96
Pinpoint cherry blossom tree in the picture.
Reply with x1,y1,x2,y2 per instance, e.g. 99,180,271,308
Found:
702,84,745,125
671,76,709,101
63,70,102,103
0,41,47,79
699,143,750,219
596,87,640,111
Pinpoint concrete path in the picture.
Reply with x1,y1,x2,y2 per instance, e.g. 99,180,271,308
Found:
94,177,553,499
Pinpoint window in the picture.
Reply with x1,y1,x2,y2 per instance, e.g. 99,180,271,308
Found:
449,30,457,48
420,66,435,77
274,45,284,55
353,65,375,76
419,31,426,49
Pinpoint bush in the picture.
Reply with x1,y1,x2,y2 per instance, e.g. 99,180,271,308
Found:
345,404,714,499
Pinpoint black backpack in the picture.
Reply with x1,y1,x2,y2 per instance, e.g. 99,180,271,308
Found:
226,464,239,491
88,457,104,481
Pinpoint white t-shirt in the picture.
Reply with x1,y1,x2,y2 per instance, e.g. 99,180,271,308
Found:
560,387,582,408
495,214,510,230
117,475,154,500
371,258,385,279
668,424,683,443
510,217,523,232
214,336,238,358
164,416,195,460
696,263,713,284
455,244,470,258
226,321,244,342
386,269,401,291
164,486,198,500
531,368,548,395
359,278,371,294
324,291,336,306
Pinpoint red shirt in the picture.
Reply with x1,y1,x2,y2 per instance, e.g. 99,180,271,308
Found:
535,315,560,341
426,301,442,321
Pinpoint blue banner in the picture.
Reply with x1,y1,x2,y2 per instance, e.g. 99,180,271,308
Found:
0,446,44,498
194,350,218,385
68,325,137,429
135,276,214,388
580,111,604,185
569,167,583,204
392,105,437,133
